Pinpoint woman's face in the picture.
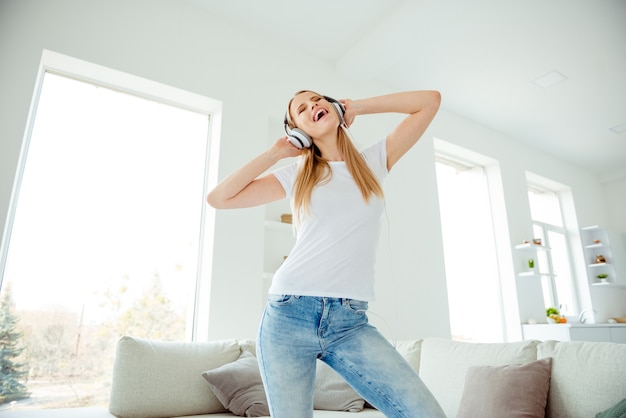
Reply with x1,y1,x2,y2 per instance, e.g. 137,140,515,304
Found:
289,91,339,139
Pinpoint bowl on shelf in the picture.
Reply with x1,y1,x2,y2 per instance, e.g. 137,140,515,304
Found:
612,317,626,324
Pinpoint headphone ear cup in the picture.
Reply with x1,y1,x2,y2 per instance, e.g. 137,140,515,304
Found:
323,96,346,126
284,113,312,149
285,126,312,149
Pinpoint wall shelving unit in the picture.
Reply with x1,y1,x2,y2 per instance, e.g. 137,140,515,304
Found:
514,242,551,279
581,225,621,287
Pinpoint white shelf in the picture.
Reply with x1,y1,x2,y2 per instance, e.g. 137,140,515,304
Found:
585,243,606,249
518,271,553,278
588,263,612,268
514,243,550,251
518,272,542,278
591,282,626,289
581,225,601,231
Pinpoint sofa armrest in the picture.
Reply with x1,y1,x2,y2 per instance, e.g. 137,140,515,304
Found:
538,340,626,418
109,336,241,418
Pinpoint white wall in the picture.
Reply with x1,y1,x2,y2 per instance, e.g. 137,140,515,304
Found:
603,177,626,234
0,0,618,341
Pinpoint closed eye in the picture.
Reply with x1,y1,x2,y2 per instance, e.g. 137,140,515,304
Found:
296,94,322,114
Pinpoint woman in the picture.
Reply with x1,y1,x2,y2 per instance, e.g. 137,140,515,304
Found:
207,89,444,418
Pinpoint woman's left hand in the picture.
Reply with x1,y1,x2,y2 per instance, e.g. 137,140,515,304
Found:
340,98,357,127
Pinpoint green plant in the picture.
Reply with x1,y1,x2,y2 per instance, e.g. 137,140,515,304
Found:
546,306,559,317
596,273,608,279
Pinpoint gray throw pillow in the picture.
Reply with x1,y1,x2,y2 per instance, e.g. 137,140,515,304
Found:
202,351,269,417
314,360,365,412
456,358,552,418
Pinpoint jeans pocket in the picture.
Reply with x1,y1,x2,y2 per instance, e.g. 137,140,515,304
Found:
345,298,368,313
267,294,295,306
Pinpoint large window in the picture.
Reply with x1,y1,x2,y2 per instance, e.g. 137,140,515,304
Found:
0,64,215,410
435,155,504,342
527,184,576,314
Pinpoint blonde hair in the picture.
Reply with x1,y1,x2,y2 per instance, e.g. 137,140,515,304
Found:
285,91,384,225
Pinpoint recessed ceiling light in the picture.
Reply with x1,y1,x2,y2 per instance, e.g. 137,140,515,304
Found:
610,122,626,134
533,70,568,88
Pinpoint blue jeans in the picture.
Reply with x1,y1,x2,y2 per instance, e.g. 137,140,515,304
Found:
257,295,445,418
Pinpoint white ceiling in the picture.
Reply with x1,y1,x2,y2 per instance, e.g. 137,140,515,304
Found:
186,0,626,181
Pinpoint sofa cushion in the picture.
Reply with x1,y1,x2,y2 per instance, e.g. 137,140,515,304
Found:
537,340,626,418
393,339,423,373
109,336,241,418
456,358,552,418
0,407,115,417
202,350,269,417
418,338,539,418
314,360,365,412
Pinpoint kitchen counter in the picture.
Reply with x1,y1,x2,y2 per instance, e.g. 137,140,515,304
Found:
522,323,626,343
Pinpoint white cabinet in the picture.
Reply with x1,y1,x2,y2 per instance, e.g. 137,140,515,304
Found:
610,328,626,344
581,225,624,287
569,326,611,342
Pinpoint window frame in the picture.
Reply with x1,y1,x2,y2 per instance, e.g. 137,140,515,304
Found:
527,183,580,315
0,49,222,340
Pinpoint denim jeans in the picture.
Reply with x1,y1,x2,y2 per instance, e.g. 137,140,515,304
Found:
257,295,445,418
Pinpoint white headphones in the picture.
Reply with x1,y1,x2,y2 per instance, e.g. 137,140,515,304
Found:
283,95,346,149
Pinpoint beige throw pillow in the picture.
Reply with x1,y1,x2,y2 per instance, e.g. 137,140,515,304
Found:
456,358,552,418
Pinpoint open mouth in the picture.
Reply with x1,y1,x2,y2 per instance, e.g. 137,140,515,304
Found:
314,109,328,122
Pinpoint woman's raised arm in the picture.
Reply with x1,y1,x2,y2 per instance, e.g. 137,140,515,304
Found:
342,90,441,170
207,137,300,209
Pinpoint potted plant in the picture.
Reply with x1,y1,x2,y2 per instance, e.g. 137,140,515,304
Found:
596,273,609,283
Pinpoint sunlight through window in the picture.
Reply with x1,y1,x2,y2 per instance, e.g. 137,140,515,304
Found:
435,158,504,343
0,72,210,409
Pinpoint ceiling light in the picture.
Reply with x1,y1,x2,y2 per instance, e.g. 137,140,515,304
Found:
610,122,626,134
533,71,568,88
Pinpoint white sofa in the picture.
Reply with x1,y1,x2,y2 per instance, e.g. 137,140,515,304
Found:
3,336,626,418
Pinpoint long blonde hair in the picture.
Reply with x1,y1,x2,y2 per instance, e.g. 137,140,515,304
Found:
285,91,384,223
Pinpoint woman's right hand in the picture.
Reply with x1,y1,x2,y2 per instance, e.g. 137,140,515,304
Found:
271,136,304,160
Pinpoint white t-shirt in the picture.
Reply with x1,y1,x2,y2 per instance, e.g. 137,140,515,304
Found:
269,139,388,301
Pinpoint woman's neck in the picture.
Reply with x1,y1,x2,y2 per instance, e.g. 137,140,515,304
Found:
315,135,342,161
